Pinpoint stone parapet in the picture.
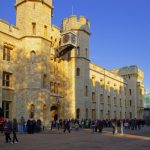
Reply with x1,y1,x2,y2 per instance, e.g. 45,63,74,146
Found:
0,19,20,38
62,15,90,34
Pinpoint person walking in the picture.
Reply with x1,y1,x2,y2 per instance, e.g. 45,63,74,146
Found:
12,118,19,143
64,119,71,133
4,119,12,143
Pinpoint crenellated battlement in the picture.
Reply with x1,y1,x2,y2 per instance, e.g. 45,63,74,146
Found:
111,65,144,80
62,15,90,34
0,19,20,38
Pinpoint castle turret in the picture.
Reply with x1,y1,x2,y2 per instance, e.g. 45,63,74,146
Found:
62,15,90,59
15,0,53,37
62,16,91,119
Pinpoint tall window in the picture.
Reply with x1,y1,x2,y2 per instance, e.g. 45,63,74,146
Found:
3,46,11,61
31,51,36,64
43,74,47,89
29,104,35,119
43,104,47,122
44,25,47,36
100,94,104,103
114,97,117,105
120,99,122,107
129,89,132,95
32,22,36,35
3,72,12,87
130,100,132,106
85,86,88,96
92,76,96,86
76,68,80,76
92,92,95,102
108,96,111,104
85,48,88,57
2,101,10,118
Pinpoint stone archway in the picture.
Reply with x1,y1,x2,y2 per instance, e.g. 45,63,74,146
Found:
50,105,58,121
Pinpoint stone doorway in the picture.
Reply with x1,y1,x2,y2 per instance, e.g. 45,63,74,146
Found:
50,106,58,121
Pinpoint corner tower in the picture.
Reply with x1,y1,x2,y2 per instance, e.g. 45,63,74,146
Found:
15,0,53,36
62,16,91,119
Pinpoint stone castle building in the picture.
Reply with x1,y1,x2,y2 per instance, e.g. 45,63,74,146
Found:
0,0,144,125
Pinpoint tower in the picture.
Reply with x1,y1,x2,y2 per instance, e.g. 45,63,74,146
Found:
15,0,53,36
62,16,91,119
13,0,53,123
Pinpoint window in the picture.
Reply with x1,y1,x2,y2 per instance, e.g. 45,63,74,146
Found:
100,94,104,103
119,86,122,94
92,92,95,102
129,89,132,95
31,51,36,64
85,86,88,96
85,48,88,57
107,82,110,92
100,110,103,119
76,68,80,76
3,46,11,61
92,76,96,86
120,99,122,107
54,82,57,93
32,22,36,35
43,74,47,89
2,101,10,119
43,104,47,121
3,72,12,87
108,96,110,104
130,100,132,106
44,25,47,36
29,104,35,119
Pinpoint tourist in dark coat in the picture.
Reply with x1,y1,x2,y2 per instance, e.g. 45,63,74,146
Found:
4,119,12,143
12,118,19,143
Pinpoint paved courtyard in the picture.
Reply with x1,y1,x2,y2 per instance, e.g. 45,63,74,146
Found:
0,127,150,150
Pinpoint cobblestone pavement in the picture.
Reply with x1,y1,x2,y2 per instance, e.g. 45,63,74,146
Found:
0,126,150,150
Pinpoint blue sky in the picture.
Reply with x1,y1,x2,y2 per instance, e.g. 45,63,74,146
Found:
0,0,150,91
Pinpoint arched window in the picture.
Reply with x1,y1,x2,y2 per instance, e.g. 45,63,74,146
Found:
76,68,80,76
29,104,35,119
31,51,36,64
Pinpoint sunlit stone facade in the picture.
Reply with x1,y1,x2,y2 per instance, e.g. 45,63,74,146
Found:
0,0,144,125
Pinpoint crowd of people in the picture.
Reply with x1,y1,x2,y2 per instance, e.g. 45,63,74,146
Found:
50,118,146,134
0,116,147,144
